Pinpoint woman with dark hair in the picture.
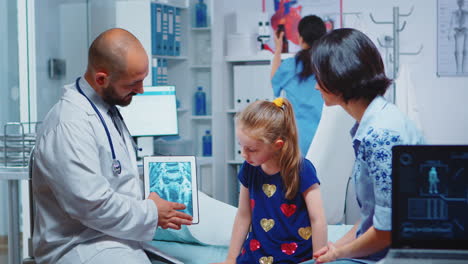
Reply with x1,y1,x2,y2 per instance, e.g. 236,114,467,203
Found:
271,15,327,155
310,28,424,263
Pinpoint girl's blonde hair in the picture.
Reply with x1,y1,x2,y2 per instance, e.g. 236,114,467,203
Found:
236,98,302,200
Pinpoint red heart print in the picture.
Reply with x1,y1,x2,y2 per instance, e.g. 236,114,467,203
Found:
281,242,298,255
280,203,296,217
250,239,261,251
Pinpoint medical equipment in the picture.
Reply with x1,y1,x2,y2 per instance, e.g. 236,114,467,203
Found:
257,12,274,53
0,123,36,264
369,6,423,103
1,122,38,167
75,77,122,175
118,85,179,137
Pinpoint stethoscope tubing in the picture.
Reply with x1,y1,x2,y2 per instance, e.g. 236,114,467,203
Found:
75,77,121,174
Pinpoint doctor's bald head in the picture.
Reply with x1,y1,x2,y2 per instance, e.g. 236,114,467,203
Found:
85,28,148,106
87,28,147,78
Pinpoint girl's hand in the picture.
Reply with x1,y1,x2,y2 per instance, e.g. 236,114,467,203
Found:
313,244,329,259
314,242,339,263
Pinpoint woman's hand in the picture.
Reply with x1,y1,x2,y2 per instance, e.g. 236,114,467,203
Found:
313,241,340,263
274,30,284,53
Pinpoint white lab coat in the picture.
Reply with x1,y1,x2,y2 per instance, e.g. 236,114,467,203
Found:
32,77,158,264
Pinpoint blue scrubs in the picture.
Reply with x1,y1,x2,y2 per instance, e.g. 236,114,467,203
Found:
272,57,324,155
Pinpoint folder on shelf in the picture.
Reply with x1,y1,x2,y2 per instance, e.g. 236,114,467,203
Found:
152,58,158,86
157,58,163,85
233,64,274,111
167,5,175,56
151,2,156,55
162,5,169,56
174,7,182,56
155,3,163,55
233,123,243,161
162,59,168,85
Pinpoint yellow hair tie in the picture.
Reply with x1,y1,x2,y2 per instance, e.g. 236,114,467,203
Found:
273,97,284,108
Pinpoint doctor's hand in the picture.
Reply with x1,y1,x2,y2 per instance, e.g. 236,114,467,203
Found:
148,192,193,230
313,241,340,263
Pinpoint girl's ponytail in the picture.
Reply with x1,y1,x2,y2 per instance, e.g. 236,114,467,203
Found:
277,99,302,200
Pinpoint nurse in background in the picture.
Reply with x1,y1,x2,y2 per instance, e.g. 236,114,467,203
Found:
309,28,424,263
32,28,192,264
271,15,326,155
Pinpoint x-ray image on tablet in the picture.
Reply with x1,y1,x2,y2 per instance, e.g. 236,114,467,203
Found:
143,156,199,224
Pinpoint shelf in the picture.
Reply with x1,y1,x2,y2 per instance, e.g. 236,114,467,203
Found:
225,52,295,62
190,115,212,121
191,27,211,31
226,109,237,114
151,0,188,9
190,65,211,69
177,108,188,114
152,55,188,60
196,156,213,166
225,53,272,62
227,160,244,165
0,167,29,180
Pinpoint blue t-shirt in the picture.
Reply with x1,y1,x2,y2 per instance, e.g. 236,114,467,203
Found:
272,57,324,155
236,159,320,264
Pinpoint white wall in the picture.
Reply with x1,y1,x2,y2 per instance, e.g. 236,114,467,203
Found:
0,0,20,236
34,0,89,121
35,0,63,120
343,0,468,144
0,0,20,126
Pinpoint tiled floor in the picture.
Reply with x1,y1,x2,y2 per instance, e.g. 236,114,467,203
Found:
1,235,7,263
1,235,24,264
1,245,7,264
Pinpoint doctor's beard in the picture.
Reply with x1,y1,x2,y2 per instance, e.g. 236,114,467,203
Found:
102,83,136,107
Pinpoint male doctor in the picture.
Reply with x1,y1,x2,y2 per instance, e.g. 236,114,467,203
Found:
32,28,192,264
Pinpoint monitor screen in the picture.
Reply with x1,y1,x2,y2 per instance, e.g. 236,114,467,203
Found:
119,85,178,137
392,145,468,249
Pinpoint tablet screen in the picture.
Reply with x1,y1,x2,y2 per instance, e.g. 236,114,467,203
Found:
143,156,199,224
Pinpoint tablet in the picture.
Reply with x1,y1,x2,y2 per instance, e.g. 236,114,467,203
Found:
143,156,199,224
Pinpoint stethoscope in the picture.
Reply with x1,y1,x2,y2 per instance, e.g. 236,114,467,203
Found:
75,77,122,175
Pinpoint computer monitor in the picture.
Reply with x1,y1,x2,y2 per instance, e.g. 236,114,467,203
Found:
119,85,179,137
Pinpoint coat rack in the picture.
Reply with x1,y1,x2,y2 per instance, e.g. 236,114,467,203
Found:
370,6,423,103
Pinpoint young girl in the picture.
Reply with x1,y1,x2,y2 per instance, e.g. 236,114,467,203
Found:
309,29,425,263
271,15,327,155
218,98,327,264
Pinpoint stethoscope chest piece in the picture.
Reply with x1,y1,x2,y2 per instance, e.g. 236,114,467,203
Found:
112,159,122,175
